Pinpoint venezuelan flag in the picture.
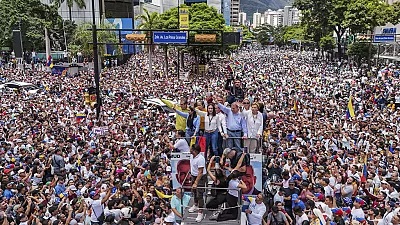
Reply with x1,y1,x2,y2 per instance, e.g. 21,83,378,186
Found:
76,113,86,123
227,64,234,73
347,96,355,119
46,55,52,67
360,155,367,183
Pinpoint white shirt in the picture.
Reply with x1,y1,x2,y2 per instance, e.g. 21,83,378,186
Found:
174,139,190,153
190,153,206,176
243,111,263,138
217,112,227,134
247,199,266,225
295,213,309,225
228,179,240,197
90,199,104,222
196,110,220,131
273,192,284,204
351,207,365,220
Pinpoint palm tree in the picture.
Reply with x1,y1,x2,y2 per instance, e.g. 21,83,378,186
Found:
50,0,86,21
136,8,160,77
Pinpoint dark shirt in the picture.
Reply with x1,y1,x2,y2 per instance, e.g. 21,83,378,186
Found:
230,151,250,170
283,187,300,208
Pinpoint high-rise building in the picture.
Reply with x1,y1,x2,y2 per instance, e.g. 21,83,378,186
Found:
252,11,261,28
230,0,240,26
207,0,222,13
283,6,300,26
238,11,247,25
41,0,102,24
386,0,400,4
264,9,283,27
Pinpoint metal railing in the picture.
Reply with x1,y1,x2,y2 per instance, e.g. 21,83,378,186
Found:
175,136,261,160
180,185,243,224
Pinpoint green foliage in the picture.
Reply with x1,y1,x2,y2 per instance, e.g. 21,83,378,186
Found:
0,0,64,51
158,3,225,31
319,35,335,52
69,23,118,57
50,0,86,8
158,8,178,29
344,0,392,33
254,24,274,46
283,25,305,43
347,42,377,65
189,3,225,30
391,2,400,25
136,8,161,30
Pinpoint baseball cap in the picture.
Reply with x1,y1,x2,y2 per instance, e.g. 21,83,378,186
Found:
166,166,172,172
331,208,344,217
354,197,365,206
292,194,299,201
89,189,100,198
69,185,77,191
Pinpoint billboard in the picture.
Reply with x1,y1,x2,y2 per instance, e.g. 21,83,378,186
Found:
170,152,262,196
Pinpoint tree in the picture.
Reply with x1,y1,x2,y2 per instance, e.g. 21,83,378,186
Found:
347,42,377,66
136,8,161,77
294,0,350,60
254,24,274,46
319,35,335,58
69,22,118,57
50,0,86,21
157,3,226,75
344,0,391,68
0,0,64,52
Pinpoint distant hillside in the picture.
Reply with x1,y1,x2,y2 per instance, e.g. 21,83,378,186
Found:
241,0,293,21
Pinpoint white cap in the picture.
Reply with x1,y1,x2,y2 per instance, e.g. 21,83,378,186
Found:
166,166,172,172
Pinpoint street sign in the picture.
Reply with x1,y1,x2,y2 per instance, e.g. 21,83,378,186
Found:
153,32,187,44
374,35,395,42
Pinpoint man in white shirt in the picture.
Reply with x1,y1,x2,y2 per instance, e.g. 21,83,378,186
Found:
293,206,309,225
166,131,189,152
188,145,207,222
246,193,267,225
351,197,366,220
89,182,113,225
274,188,285,205
243,102,263,153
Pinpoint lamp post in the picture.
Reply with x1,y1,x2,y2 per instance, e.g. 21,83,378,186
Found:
92,0,101,121
177,0,180,79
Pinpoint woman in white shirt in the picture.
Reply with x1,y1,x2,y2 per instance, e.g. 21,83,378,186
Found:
196,104,220,156
217,170,247,221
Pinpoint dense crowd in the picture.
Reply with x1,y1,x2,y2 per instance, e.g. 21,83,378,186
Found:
0,45,400,225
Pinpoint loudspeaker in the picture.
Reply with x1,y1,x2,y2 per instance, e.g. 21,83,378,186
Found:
223,32,241,45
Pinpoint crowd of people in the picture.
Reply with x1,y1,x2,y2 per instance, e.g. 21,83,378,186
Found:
0,44,400,225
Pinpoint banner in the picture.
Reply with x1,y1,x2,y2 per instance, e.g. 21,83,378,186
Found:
179,7,189,30
242,153,262,195
171,152,192,190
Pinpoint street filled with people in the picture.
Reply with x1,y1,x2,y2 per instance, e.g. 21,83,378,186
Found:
0,45,400,225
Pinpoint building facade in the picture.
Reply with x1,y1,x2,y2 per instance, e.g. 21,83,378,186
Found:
264,9,283,27
230,0,240,26
252,11,261,28
238,12,247,25
283,6,300,26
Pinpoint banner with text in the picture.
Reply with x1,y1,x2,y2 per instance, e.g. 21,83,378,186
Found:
179,7,189,30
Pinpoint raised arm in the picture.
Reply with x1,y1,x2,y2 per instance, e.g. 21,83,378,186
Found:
217,102,230,114
195,108,207,117
161,99,175,109
174,108,189,119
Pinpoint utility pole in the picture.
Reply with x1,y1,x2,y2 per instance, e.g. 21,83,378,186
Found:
177,0,180,80
92,0,101,121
